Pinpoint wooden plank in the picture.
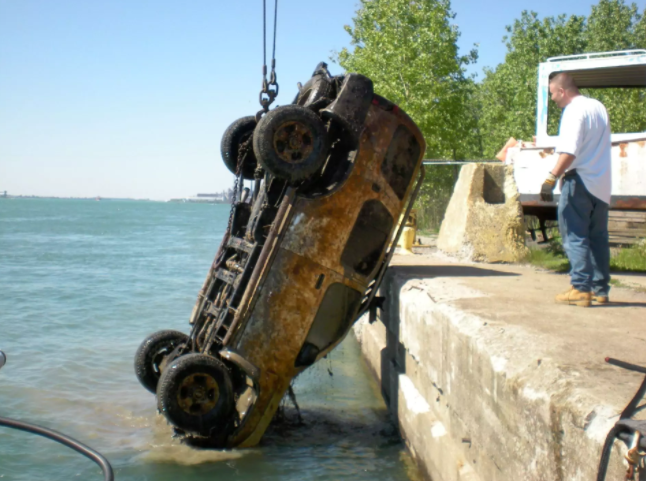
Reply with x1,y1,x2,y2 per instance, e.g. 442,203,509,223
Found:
609,217,646,224
609,236,641,244
609,211,646,220
608,229,646,236
608,221,646,228
608,232,641,242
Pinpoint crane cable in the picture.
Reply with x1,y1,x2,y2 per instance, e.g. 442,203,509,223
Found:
259,0,279,117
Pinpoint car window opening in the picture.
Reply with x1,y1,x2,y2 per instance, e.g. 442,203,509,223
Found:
381,125,421,199
341,200,394,277
295,283,363,367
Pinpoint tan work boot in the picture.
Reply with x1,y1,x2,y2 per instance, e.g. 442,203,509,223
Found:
592,295,609,304
555,286,591,307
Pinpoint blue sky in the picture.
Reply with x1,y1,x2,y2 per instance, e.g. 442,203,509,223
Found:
1,0,603,200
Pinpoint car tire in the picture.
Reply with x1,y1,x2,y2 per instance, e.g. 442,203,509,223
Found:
157,353,234,437
253,105,329,184
134,330,189,394
296,75,334,108
221,116,258,180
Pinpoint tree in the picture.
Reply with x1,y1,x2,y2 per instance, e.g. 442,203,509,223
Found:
477,11,586,157
583,0,646,134
336,0,480,229
337,0,479,160
477,0,646,158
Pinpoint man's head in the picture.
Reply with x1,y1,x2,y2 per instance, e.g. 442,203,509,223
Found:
549,72,580,108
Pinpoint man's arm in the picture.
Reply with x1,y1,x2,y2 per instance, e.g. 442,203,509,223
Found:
540,153,577,202
541,103,582,201
551,153,576,177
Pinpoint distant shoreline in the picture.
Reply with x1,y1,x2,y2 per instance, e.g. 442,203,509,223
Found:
1,195,158,202
1,196,231,204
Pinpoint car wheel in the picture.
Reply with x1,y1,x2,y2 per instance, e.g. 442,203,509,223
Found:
253,105,330,184
221,116,258,180
157,353,234,437
134,330,189,394
296,75,334,108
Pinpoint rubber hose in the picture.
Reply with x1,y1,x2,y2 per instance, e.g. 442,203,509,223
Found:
0,415,114,481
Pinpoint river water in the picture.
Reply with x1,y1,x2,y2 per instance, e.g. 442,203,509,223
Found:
0,199,419,481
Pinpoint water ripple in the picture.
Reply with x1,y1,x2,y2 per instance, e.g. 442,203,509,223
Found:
0,199,417,481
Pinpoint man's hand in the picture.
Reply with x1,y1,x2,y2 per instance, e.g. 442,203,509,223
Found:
540,173,558,202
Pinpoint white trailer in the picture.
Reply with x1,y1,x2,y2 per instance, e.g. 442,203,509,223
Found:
506,50,646,243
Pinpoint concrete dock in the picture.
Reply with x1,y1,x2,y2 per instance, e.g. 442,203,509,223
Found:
354,253,646,481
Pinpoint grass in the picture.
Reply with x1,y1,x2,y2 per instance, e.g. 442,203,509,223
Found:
609,240,646,272
609,278,646,294
524,237,646,274
417,228,439,236
524,237,570,272
609,278,625,287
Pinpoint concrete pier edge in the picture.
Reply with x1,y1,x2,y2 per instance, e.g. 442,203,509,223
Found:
353,256,645,481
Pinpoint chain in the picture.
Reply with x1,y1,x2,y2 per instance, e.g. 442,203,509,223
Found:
225,139,251,236
258,0,279,118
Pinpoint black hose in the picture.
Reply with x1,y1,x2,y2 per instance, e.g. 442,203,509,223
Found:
596,360,646,481
0,415,114,481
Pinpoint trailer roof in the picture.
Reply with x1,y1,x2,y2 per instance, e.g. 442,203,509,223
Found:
542,50,646,89
559,64,646,88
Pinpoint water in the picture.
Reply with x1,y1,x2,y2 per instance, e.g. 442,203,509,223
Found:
0,199,419,481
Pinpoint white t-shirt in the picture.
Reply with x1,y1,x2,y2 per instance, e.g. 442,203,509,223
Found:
556,95,612,204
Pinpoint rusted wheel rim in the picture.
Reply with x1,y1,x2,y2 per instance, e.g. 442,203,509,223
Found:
273,121,314,163
177,373,220,415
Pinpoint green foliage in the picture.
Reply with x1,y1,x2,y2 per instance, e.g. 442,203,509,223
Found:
414,165,459,230
479,0,646,157
524,235,646,273
523,246,571,272
583,1,646,134
336,0,482,230
336,0,646,231
585,0,642,51
610,240,646,272
477,11,587,156
337,0,480,161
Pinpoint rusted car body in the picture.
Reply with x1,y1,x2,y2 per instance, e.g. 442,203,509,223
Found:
135,64,426,448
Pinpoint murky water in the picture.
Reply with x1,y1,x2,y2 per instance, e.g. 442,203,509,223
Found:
0,199,419,481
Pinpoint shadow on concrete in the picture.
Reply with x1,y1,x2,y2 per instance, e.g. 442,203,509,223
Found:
594,301,646,309
374,265,518,437
391,264,520,279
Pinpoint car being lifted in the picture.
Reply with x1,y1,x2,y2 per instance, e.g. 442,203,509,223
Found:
134,62,426,448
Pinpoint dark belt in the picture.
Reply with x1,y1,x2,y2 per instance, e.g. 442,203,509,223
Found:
563,169,577,178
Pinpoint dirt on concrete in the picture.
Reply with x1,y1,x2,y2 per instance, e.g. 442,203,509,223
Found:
390,252,646,419
356,251,645,481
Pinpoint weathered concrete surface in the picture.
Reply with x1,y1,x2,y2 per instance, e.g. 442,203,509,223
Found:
437,164,528,263
354,253,646,481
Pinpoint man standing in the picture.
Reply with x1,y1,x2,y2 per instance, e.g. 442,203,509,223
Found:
540,72,612,307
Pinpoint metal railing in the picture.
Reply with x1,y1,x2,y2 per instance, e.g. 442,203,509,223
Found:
547,49,646,62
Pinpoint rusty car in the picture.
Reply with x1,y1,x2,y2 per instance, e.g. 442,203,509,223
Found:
134,62,426,448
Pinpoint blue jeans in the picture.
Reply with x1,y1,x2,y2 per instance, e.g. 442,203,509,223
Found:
558,174,610,295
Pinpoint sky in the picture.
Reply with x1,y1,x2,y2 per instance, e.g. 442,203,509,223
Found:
0,0,604,200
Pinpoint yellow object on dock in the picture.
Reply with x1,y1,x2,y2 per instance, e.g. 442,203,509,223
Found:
397,209,417,254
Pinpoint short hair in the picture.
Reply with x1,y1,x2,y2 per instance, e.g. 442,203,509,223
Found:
549,72,578,92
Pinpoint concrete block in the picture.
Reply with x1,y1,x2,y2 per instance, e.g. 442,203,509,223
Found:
437,164,528,262
353,259,642,481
